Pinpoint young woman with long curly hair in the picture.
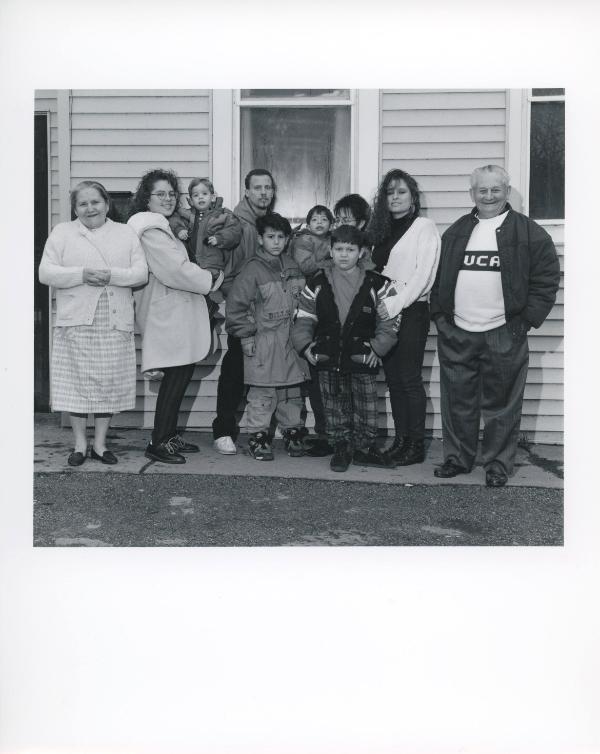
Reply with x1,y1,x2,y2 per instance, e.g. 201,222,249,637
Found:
367,169,441,466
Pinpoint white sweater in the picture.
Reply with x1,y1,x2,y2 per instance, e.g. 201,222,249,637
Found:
38,218,148,330
380,216,441,319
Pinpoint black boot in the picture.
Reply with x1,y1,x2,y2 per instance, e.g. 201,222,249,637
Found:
394,439,425,466
352,445,393,468
330,441,352,472
384,436,409,466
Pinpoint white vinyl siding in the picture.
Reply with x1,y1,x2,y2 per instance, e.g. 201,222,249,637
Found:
69,90,211,193
380,89,562,444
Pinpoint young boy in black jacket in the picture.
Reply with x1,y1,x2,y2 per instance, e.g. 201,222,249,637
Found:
292,225,398,471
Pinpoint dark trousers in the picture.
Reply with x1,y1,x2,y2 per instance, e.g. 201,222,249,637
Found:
212,334,245,440
436,318,529,475
152,363,195,447
301,363,327,436
382,301,430,441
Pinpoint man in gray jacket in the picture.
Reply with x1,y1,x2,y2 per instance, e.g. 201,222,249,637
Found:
430,165,560,487
212,169,275,454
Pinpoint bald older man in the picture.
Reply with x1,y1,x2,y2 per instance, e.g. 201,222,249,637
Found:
430,165,560,487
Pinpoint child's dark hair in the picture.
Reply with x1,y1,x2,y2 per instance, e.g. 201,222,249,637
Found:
256,212,292,237
306,204,334,225
188,177,215,195
333,194,371,225
331,224,364,248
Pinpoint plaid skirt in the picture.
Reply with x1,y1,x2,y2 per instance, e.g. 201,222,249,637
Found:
50,291,136,414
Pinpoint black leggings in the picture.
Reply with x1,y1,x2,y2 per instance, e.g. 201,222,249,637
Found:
152,363,195,446
382,301,430,441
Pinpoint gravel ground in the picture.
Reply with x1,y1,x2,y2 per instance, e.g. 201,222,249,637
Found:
34,472,564,547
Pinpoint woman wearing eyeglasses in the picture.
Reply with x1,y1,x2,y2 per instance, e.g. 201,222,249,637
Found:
128,169,222,464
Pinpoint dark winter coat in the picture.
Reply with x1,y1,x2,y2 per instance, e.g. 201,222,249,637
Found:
430,204,560,335
221,197,263,297
290,228,332,276
292,268,398,375
169,198,242,273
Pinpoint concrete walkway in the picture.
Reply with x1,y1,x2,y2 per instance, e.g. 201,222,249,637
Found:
34,419,563,489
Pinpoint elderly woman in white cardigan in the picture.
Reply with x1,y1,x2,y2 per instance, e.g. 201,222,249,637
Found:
128,168,222,465
39,180,148,466
367,169,441,467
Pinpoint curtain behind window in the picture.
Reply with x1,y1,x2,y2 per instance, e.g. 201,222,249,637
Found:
241,107,351,224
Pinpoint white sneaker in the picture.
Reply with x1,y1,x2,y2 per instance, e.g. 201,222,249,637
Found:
213,436,237,455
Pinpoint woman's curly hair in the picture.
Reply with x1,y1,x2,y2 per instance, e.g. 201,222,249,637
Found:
366,169,421,246
129,168,181,217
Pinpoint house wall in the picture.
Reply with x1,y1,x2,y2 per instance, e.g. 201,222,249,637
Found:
35,89,564,443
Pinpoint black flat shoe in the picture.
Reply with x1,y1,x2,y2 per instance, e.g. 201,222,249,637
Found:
145,442,186,464
67,451,86,467
90,448,118,465
434,459,469,478
486,468,508,487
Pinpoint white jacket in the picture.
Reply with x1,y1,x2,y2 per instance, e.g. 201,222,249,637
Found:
38,218,147,331
380,216,441,319
128,212,215,372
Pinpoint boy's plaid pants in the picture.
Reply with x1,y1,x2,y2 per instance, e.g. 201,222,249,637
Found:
317,371,379,449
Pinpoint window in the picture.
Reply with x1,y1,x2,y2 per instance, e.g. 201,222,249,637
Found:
241,89,350,100
528,88,565,220
238,90,352,224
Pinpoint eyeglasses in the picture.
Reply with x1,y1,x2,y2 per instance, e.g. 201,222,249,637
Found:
150,191,177,200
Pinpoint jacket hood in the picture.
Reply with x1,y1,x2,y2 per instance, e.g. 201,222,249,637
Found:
127,211,173,238
233,197,260,227
253,246,299,273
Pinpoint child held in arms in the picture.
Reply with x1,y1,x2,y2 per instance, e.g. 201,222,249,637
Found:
292,225,398,472
169,177,242,318
226,212,308,461
290,204,334,276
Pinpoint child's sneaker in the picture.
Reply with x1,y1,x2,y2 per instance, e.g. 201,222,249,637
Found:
248,431,274,461
282,427,307,457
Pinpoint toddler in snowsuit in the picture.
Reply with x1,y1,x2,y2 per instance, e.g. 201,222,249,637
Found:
169,177,242,320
